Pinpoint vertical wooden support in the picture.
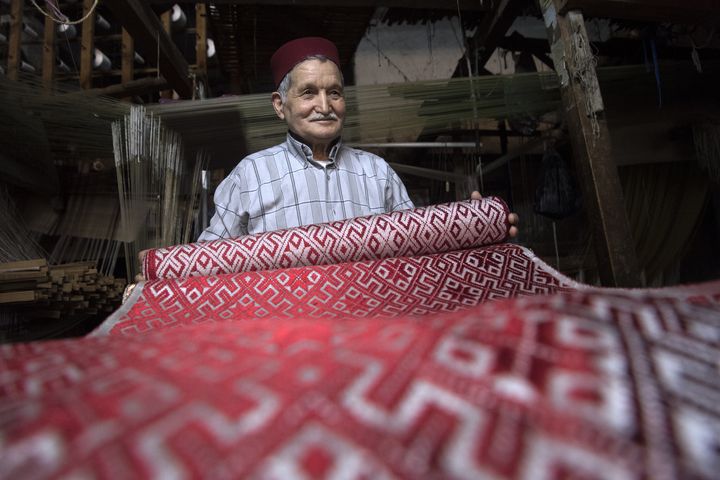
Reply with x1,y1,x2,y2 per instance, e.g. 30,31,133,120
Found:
194,3,208,98
195,3,207,76
7,0,23,81
121,28,134,101
80,0,96,89
195,3,207,71
161,10,171,31
539,0,640,287
42,15,56,90
160,10,173,99
121,28,134,85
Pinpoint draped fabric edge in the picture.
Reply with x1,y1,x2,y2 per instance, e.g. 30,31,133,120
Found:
91,280,148,337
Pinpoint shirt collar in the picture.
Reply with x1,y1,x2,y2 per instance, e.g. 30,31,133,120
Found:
286,131,342,168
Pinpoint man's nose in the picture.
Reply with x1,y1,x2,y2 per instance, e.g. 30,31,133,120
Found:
315,91,330,113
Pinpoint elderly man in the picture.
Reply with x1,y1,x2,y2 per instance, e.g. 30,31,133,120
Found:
198,36,518,240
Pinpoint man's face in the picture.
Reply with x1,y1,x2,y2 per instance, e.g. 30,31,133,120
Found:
272,59,346,146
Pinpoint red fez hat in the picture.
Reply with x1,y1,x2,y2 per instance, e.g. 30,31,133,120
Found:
270,37,340,87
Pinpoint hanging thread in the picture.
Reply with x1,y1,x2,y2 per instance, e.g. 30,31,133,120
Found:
30,0,99,26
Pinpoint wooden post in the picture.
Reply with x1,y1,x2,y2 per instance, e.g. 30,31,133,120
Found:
121,28,134,85
160,10,172,39
193,3,207,95
7,0,23,81
195,3,208,77
42,14,56,90
160,9,174,99
80,0,96,90
539,0,640,287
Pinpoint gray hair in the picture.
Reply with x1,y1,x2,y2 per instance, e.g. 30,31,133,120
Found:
276,55,344,103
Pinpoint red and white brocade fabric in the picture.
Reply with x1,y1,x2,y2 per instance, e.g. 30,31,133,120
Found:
100,244,577,336
2,285,719,479
143,198,511,280
2,199,720,479
104,197,575,337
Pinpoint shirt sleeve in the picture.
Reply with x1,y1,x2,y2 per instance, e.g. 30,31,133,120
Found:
197,174,249,242
384,163,415,212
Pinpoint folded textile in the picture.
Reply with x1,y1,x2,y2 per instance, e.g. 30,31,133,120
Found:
3,284,719,479
5,196,720,479
143,198,510,281
97,244,577,336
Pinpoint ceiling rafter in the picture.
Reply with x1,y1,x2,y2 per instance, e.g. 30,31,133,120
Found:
560,0,720,26
469,0,526,73
104,0,193,98
146,1,492,11
448,0,525,78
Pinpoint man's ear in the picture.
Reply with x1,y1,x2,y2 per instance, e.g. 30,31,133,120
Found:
271,92,285,120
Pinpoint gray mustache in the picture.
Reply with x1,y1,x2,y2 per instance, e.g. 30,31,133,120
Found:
309,113,339,121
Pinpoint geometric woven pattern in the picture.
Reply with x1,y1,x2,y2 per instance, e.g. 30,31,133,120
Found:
143,198,510,280
98,244,577,336
2,283,719,479
4,196,719,478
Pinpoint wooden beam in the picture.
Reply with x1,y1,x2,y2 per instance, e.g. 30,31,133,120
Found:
67,77,171,99
496,34,720,64
389,163,465,184
7,0,23,81
471,0,523,71
539,0,640,287
562,0,720,26
451,0,524,80
104,0,193,98
146,0,491,10
480,134,562,176
42,14,55,90
80,0,96,90
498,32,555,70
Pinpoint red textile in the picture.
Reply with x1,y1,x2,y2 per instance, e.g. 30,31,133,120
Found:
143,198,510,281
270,36,340,87
101,244,575,336
2,285,719,479
3,200,719,479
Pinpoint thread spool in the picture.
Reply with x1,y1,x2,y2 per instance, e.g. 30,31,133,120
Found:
23,23,39,39
57,59,71,73
93,48,111,72
207,38,216,58
20,60,37,73
57,23,77,39
171,4,187,31
95,14,111,30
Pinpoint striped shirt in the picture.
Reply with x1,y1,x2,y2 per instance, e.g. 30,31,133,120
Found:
198,133,414,240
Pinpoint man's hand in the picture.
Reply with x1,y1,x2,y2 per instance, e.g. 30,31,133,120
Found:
470,191,519,238
135,249,149,282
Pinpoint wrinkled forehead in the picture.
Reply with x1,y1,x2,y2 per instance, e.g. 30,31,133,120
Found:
289,58,345,88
